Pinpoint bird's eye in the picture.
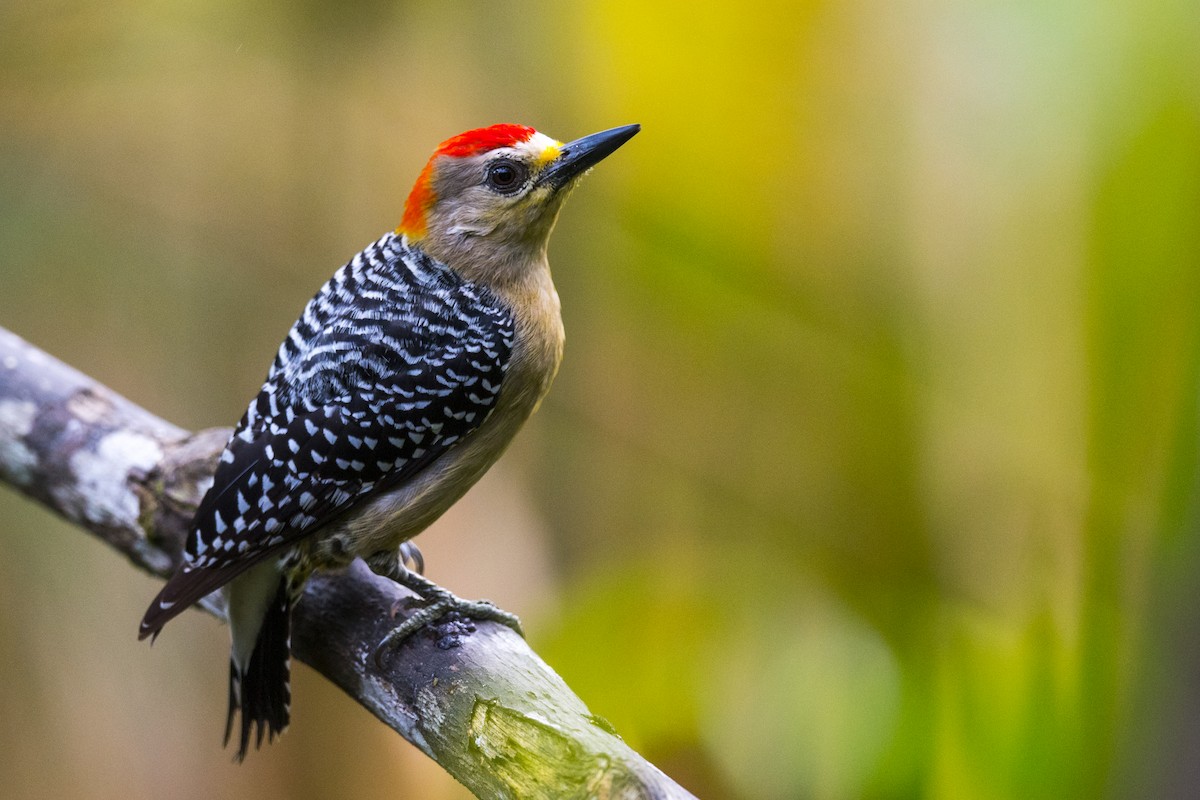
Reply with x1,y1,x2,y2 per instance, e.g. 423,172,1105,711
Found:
485,159,528,194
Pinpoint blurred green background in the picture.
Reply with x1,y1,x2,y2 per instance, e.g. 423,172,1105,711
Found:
2,1,1200,798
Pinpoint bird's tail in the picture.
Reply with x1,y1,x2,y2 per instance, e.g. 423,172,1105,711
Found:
225,576,292,761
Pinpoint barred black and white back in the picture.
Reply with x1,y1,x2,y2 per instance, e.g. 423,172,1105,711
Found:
140,232,515,759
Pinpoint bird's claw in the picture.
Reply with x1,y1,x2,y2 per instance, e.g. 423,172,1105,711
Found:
398,541,425,575
373,589,523,668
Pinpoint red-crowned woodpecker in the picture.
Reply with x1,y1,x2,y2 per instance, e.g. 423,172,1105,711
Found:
139,123,639,759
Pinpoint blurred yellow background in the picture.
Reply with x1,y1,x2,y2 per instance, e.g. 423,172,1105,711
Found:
3,1,1200,798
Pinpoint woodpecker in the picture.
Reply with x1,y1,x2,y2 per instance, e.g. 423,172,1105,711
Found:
139,122,639,760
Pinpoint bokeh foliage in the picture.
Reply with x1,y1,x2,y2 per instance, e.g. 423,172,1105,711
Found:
2,1,1199,798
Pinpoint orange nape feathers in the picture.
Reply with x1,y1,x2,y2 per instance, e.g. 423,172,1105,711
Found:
398,124,538,239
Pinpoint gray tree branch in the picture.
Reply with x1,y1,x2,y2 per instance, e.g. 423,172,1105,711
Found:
0,326,695,800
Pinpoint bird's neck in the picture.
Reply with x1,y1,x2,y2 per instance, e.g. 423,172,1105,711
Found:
482,253,563,381
501,261,565,418
465,249,564,410
401,233,555,316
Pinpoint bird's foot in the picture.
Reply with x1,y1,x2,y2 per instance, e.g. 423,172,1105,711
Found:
366,542,425,582
373,569,522,667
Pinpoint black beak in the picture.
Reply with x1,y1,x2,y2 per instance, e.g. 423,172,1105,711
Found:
539,124,640,189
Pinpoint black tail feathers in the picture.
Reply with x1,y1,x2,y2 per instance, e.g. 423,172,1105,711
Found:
225,579,292,761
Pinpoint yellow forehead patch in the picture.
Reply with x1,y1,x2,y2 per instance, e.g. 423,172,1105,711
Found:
536,141,563,167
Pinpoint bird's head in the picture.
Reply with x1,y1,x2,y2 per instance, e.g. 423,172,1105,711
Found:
398,123,639,283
